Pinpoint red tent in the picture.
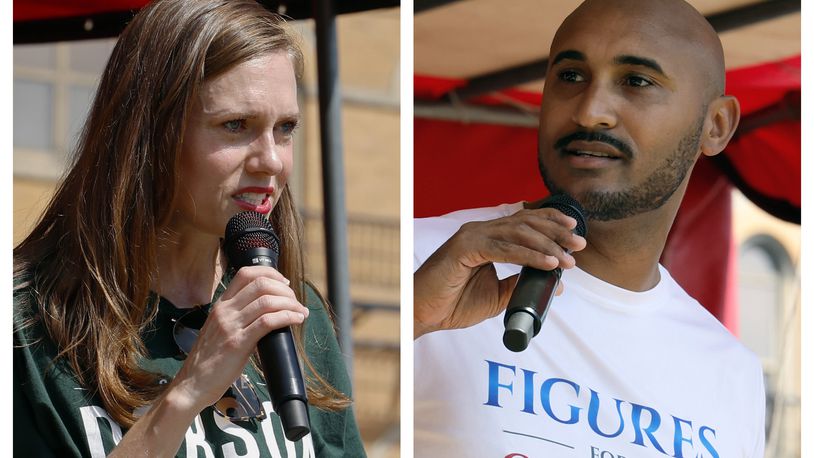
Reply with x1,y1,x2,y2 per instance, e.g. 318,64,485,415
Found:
13,0,397,42
14,0,148,21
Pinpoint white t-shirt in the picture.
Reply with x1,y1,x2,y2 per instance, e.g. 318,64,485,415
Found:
414,203,765,458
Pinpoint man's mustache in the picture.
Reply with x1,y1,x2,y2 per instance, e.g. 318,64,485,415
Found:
553,131,634,160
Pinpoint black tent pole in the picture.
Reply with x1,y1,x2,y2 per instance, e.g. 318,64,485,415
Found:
312,0,354,376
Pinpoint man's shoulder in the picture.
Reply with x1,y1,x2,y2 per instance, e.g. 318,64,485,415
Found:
414,202,524,270
660,267,762,369
416,202,524,227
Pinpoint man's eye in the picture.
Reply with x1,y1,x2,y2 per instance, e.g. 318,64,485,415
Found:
223,119,245,132
558,70,584,83
625,75,653,87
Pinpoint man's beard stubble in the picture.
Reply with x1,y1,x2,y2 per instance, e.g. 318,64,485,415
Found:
538,117,704,221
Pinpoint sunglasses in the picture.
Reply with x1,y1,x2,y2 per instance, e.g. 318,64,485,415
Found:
172,306,267,422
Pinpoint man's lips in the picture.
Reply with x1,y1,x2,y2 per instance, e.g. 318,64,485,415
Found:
553,131,634,161
561,140,625,159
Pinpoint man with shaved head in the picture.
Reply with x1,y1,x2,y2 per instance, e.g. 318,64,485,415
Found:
414,0,764,456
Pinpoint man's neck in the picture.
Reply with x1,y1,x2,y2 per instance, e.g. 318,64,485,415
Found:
525,197,676,292
574,210,674,291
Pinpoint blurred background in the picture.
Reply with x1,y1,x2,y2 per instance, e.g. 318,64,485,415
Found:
414,1,800,456
13,1,400,456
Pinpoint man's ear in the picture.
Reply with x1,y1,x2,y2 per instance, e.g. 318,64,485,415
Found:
700,95,740,157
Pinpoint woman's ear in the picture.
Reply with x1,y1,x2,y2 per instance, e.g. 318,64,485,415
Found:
700,95,740,157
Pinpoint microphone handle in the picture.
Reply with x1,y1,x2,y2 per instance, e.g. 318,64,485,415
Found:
502,266,561,352
256,329,310,441
239,248,310,441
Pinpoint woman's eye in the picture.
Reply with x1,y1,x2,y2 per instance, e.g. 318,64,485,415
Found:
223,119,245,133
279,120,299,136
558,70,584,83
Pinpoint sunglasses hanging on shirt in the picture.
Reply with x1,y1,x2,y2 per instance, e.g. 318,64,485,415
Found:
172,306,267,422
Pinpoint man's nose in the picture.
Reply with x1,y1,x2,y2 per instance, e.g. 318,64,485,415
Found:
571,83,617,129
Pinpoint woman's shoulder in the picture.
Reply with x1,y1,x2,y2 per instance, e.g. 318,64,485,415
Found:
303,281,328,311
301,281,336,335
300,282,344,355
13,269,35,302
13,272,43,339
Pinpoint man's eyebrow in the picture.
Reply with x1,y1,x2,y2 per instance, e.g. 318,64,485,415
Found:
614,55,667,77
550,50,585,66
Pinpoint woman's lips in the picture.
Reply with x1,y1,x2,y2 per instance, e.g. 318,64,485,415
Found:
232,187,274,214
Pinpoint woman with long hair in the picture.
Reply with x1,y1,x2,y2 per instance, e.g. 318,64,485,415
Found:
13,0,365,456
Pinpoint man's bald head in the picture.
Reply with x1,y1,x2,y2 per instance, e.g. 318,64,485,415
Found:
552,0,726,100
537,0,741,223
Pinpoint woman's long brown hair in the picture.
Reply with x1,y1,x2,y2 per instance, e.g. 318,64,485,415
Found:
14,0,349,428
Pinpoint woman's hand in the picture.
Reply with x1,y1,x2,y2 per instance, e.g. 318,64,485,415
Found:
169,265,309,412
110,265,308,457
414,207,586,338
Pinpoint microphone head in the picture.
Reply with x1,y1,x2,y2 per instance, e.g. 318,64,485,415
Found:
223,211,280,269
540,194,587,237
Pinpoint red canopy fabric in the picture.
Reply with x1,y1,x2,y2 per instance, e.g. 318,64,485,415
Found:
722,57,800,220
662,158,736,332
13,0,149,22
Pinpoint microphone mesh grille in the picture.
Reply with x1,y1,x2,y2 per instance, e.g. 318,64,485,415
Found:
224,211,280,255
541,194,587,237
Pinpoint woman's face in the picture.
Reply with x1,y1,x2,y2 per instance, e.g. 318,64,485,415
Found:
174,52,299,238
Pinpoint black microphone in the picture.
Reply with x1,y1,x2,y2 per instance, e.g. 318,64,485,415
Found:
223,211,310,441
502,194,587,352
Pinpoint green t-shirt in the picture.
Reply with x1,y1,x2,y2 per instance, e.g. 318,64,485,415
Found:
14,282,366,457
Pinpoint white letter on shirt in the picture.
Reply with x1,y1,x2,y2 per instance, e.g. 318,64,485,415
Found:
79,405,123,458
212,411,261,457
185,415,215,458
259,401,298,458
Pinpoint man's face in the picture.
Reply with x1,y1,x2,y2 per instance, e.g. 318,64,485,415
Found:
537,7,710,221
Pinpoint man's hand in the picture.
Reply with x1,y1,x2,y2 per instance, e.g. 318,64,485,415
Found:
414,208,586,338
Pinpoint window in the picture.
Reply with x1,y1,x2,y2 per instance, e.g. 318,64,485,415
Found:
13,39,305,193
737,234,794,439
13,39,116,179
